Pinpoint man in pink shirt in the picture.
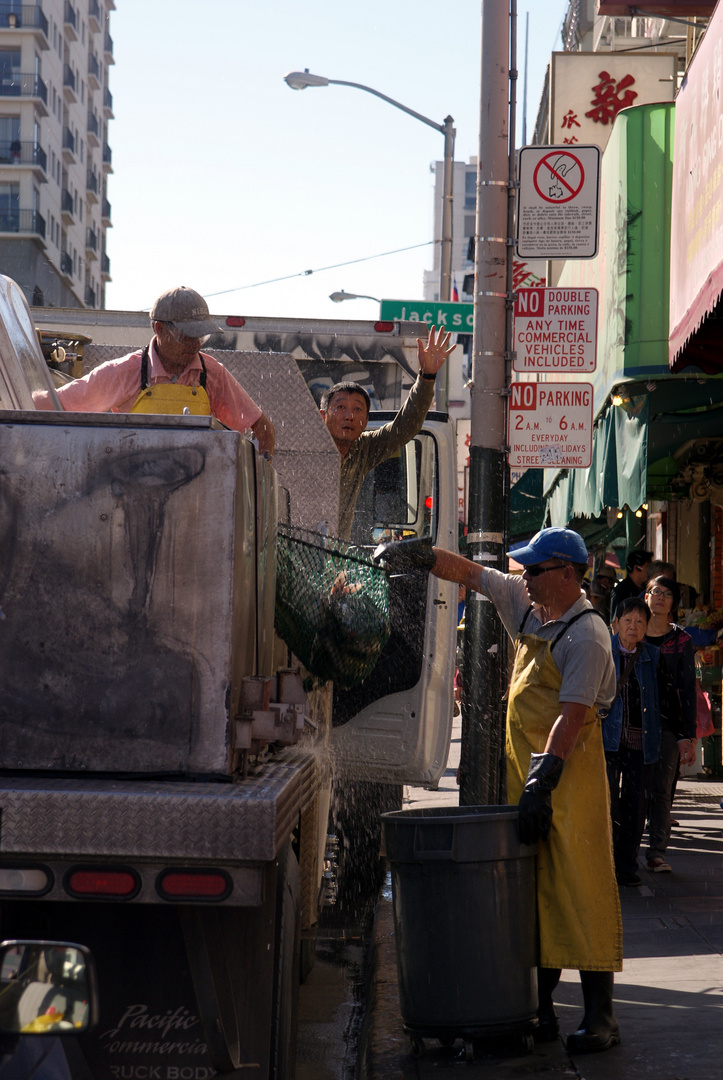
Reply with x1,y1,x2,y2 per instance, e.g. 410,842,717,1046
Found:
44,286,275,457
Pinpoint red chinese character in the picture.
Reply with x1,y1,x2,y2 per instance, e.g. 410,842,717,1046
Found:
585,71,637,125
512,260,546,290
561,109,581,130
562,136,579,144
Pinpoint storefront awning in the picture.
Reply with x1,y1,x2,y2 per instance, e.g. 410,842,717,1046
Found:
546,396,649,526
669,1,723,370
598,1,715,14
509,468,546,540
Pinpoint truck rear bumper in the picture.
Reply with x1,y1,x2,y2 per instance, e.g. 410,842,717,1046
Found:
0,749,318,863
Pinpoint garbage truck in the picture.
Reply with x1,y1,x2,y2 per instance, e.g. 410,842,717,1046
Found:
0,276,459,1079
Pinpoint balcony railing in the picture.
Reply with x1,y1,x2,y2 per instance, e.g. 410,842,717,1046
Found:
87,110,99,137
102,143,111,165
104,32,113,58
63,64,76,93
0,73,47,103
63,1,76,30
101,251,110,276
0,209,45,238
62,127,75,154
88,0,100,24
103,86,113,113
0,140,47,171
60,250,73,275
85,284,96,307
61,188,73,214
88,53,100,80
85,227,97,252
101,196,111,220
86,169,98,194
0,5,49,35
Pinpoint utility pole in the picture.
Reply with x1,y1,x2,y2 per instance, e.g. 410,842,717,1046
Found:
459,0,515,807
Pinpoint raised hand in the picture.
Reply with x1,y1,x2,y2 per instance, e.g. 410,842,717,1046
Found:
416,324,455,376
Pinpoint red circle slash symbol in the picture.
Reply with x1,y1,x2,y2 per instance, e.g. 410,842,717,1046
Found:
533,152,585,204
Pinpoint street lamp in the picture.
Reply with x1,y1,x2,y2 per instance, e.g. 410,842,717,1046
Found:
329,290,380,304
284,69,456,305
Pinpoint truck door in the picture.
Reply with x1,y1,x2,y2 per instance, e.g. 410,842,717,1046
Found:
331,414,458,788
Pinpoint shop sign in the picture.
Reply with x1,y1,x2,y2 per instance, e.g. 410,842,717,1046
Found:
669,1,723,361
549,51,676,155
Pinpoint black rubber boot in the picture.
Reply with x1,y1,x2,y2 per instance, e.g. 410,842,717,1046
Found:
566,970,621,1054
534,966,561,1042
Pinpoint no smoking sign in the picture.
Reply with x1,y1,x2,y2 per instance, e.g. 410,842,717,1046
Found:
517,144,600,259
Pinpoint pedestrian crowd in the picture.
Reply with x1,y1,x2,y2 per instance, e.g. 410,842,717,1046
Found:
596,551,700,885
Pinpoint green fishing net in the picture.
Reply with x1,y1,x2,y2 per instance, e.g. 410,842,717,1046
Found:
275,526,391,690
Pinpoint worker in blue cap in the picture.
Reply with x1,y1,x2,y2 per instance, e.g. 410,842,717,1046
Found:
375,527,622,1053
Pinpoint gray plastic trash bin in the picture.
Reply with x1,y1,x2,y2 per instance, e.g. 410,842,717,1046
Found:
381,805,537,1049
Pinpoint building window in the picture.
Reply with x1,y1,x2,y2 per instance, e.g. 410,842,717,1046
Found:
464,214,475,239
0,182,20,231
0,49,21,93
0,116,20,163
464,170,476,210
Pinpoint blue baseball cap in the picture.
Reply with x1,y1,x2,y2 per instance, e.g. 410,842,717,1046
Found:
508,527,588,566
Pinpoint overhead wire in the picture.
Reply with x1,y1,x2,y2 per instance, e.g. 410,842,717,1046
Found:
202,240,437,300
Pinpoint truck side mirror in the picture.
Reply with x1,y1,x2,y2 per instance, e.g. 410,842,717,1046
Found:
0,940,98,1034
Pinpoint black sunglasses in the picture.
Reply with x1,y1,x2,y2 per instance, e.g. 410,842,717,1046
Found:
524,562,569,578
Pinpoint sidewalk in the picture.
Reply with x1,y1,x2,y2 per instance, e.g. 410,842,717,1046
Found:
362,717,723,1079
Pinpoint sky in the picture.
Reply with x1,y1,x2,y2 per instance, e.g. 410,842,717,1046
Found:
104,0,569,321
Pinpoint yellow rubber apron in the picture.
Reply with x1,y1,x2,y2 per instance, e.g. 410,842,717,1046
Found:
130,346,212,416
506,610,622,972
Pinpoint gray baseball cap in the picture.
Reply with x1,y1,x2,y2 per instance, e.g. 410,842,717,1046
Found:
150,286,222,338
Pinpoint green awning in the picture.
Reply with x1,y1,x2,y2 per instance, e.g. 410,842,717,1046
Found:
509,468,546,539
546,397,649,525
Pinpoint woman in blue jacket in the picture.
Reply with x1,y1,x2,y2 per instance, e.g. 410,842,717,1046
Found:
603,597,660,887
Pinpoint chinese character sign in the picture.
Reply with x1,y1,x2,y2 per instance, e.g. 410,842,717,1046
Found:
550,52,675,154
585,71,638,125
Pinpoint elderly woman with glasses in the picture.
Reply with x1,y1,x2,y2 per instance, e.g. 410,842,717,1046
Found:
643,575,697,873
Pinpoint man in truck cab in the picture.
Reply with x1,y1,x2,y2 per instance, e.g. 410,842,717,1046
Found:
36,286,275,458
320,324,454,539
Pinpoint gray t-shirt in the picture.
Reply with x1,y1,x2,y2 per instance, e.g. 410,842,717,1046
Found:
475,566,616,710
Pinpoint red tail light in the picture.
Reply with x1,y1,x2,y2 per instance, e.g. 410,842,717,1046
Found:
157,870,231,902
65,867,140,899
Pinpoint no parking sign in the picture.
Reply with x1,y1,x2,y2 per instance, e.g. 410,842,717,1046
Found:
517,145,601,259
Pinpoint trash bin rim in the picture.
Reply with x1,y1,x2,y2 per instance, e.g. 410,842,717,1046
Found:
381,805,519,827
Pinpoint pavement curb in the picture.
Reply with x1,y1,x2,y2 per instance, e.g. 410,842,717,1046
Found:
358,885,417,1079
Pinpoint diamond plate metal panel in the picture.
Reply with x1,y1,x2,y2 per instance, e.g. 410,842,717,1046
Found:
82,346,340,532
0,752,318,863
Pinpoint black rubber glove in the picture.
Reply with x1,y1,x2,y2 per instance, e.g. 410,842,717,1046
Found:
372,536,436,575
517,752,565,845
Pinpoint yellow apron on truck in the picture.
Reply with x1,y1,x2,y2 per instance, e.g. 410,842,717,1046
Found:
506,613,622,972
130,383,211,415
129,345,212,417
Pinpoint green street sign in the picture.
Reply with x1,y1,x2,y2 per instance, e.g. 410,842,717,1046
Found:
380,299,474,330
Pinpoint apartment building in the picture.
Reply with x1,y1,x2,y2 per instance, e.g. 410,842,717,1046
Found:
0,0,114,308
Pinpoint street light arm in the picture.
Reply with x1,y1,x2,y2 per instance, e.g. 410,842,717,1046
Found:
325,77,452,136
330,291,380,303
